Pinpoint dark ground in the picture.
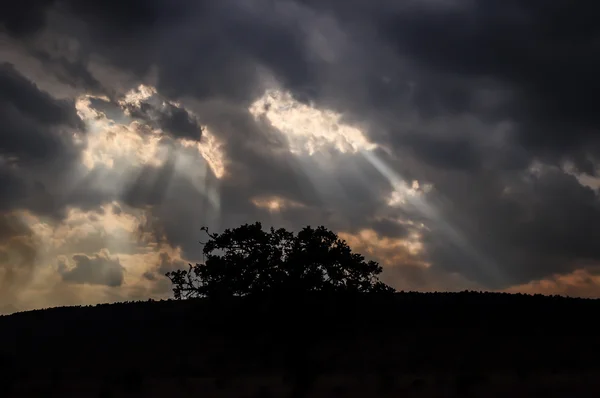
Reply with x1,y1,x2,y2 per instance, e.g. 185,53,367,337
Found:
1,291,599,397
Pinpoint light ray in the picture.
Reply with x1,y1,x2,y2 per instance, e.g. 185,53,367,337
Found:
249,86,503,282
69,87,224,218
361,149,505,282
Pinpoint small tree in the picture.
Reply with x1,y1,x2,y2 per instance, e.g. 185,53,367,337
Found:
165,222,394,299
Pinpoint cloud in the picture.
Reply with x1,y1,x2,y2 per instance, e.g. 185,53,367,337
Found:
338,227,483,292
60,251,125,287
0,213,38,306
118,86,204,141
0,204,192,313
338,228,425,268
0,0,56,37
417,163,600,288
0,62,89,219
0,62,82,161
0,0,599,312
505,267,600,298
251,196,307,213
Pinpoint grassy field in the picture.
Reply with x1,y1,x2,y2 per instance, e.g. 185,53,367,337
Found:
7,371,600,397
1,292,599,397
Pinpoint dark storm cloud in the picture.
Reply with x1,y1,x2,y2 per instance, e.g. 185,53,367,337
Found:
0,0,56,37
154,104,202,140
3,0,600,292
375,0,600,165
0,213,32,243
5,0,320,103
0,62,87,218
60,253,124,287
85,92,203,140
120,93,204,140
30,48,104,94
0,62,82,162
302,0,600,288
7,0,600,160
402,134,481,171
417,165,600,288
0,171,28,212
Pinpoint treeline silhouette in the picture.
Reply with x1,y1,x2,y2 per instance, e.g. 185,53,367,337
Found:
1,223,599,396
1,291,600,396
165,223,394,299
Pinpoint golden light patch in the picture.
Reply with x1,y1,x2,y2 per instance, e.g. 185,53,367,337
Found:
338,228,428,267
14,266,109,312
180,130,226,179
0,207,186,314
251,196,306,212
562,160,600,191
118,84,157,110
505,268,600,298
76,95,166,169
76,87,227,179
248,89,377,155
118,85,226,179
386,180,433,207
26,203,142,252
75,95,107,120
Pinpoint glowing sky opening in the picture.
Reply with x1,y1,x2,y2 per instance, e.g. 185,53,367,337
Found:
251,196,306,213
118,84,157,110
77,86,226,177
249,89,377,155
27,85,229,299
71,85,225,214
248,88,436,213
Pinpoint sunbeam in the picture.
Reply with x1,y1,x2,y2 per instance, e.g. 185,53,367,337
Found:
249,86,504,283
361,149,505,282
72,87,223,210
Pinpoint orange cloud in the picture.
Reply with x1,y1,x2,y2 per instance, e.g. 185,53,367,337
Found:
338,228,426,267
251,196,306,213
505,268,600,298
337,228,483,292
0,205,189,315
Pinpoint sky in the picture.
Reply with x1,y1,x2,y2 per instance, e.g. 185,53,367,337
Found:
2,0,600,313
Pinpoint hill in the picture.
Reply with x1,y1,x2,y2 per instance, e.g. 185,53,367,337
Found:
1,291,599,397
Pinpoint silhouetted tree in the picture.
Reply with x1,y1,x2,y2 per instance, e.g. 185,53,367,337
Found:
166,222,394,299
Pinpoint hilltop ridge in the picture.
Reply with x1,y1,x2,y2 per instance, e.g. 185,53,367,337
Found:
1,291,599,397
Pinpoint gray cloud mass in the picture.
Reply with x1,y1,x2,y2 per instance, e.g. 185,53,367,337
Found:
60,252,125,287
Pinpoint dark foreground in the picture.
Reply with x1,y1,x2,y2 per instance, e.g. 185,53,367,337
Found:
1,291,600,397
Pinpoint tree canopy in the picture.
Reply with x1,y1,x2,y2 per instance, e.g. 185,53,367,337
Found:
165,222,394,299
